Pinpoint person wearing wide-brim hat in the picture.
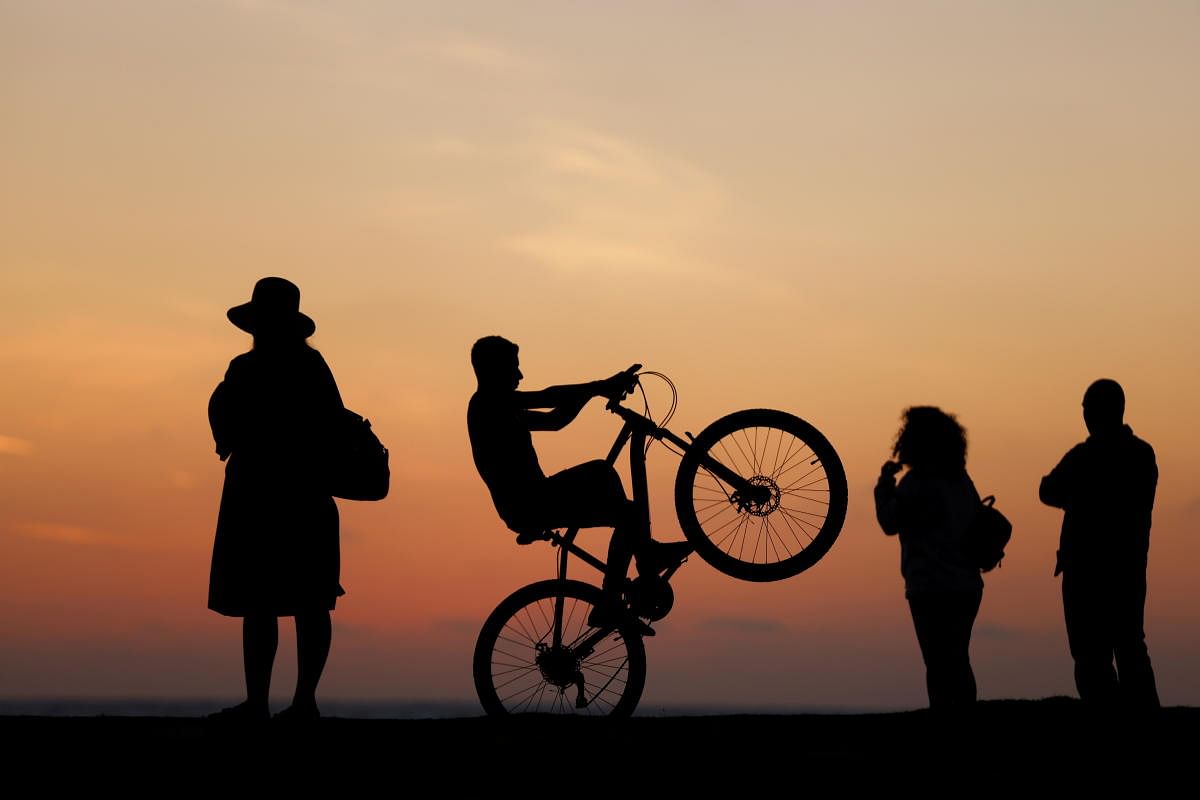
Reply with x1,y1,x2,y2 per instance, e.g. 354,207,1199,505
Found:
207,277,345,722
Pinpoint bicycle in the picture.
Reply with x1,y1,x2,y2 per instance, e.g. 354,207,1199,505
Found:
473,370,848,716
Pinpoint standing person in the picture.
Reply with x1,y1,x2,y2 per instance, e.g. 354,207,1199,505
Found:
875,407,984,710
1039,379,1159,708
207,277,345,722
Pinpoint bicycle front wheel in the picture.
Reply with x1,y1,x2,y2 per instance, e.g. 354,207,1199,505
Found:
674,409,848,582
473,580,647,717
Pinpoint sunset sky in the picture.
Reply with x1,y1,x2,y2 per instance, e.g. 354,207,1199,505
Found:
2,1,1198,710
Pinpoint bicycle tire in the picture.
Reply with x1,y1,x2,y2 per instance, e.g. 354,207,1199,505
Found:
473,579,647,717
674,409,848,582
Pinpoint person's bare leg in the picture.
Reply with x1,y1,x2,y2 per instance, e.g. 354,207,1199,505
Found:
603,499,644,596
243,615,278,715
603,526,636,597
292,610,331,714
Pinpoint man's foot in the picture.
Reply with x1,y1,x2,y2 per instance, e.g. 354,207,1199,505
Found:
637,539,694,577
587,598,655,637
207,701,269,723
274,701,321,723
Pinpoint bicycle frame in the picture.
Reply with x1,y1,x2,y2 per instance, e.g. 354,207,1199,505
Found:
542,394,770,651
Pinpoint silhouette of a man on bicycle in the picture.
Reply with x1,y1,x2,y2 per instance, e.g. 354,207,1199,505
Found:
468,336,692,627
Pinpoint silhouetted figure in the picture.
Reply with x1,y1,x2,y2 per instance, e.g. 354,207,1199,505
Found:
467,336,691,627
1040,379,1159,708
207,277,345,722
875,407,984,710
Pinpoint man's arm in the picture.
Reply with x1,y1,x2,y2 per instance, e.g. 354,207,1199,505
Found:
515,381,606,411
524,395,591,432
1039,447,1080,509
516,365,640,430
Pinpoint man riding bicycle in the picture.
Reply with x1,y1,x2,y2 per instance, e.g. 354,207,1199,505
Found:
467,336,692,629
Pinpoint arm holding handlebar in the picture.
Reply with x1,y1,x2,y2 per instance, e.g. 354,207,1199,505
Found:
522,364,642,431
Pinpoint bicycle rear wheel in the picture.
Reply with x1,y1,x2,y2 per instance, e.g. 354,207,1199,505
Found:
674,409,847,582
473,580,647,717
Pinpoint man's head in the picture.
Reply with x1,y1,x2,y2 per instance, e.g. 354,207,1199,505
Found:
472,335,522,390
1083,378,1125,435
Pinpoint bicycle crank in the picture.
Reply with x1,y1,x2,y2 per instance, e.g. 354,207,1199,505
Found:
626,575,675,621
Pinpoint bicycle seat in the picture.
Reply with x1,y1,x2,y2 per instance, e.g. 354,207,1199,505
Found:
514,529,553,546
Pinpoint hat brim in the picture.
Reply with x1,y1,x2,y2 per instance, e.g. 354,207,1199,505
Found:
227,303,316,338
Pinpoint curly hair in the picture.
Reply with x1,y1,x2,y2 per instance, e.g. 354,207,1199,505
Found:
892,406,967,475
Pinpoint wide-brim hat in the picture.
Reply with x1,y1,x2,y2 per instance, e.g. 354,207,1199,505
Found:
227,277,316,338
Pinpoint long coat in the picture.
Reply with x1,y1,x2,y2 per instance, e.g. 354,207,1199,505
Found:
208,344,344,616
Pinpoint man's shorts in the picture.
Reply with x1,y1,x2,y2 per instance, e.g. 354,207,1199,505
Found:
502,460,630,532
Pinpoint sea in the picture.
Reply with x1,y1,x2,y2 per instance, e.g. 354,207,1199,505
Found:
0,698,882,718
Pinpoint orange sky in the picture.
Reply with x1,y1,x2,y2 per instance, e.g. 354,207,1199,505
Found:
2,1,1198,709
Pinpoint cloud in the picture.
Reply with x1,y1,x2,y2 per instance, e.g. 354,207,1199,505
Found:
0,435,33,456
425,35,539,74
503,234,673,273
700,616,787,633
500,122,727,275
223,0,360,49
12,522,104,545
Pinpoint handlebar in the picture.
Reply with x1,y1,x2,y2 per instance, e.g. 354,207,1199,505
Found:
604,363,642,407
604,367,680,445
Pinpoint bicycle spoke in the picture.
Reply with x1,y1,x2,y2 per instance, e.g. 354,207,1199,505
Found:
528,680,552,713
492,645,535,663
779,503,829,521
490,662,541,678
501,678,545,707
779,463,827,492
730,428,756,475
717,438,748,481
775,505,814,547
713,511,751,550
772,445,818,482
782,474,830,492
783,490,830,505
763,514,794,560
494,667,544,693
506,615,540,647
698,505,743,533
533,598,553,638
693,497,733,513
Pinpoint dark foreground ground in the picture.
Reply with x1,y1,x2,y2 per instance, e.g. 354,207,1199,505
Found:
6,699,1196,790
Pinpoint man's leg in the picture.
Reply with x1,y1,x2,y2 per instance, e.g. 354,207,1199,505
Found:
536,461,688,627
603,499,643,596
539,461,647,595
1113,564,1159,708
1063,569,1119,704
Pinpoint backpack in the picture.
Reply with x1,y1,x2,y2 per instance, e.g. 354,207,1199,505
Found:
327,408,390,501
966,495,1012,572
